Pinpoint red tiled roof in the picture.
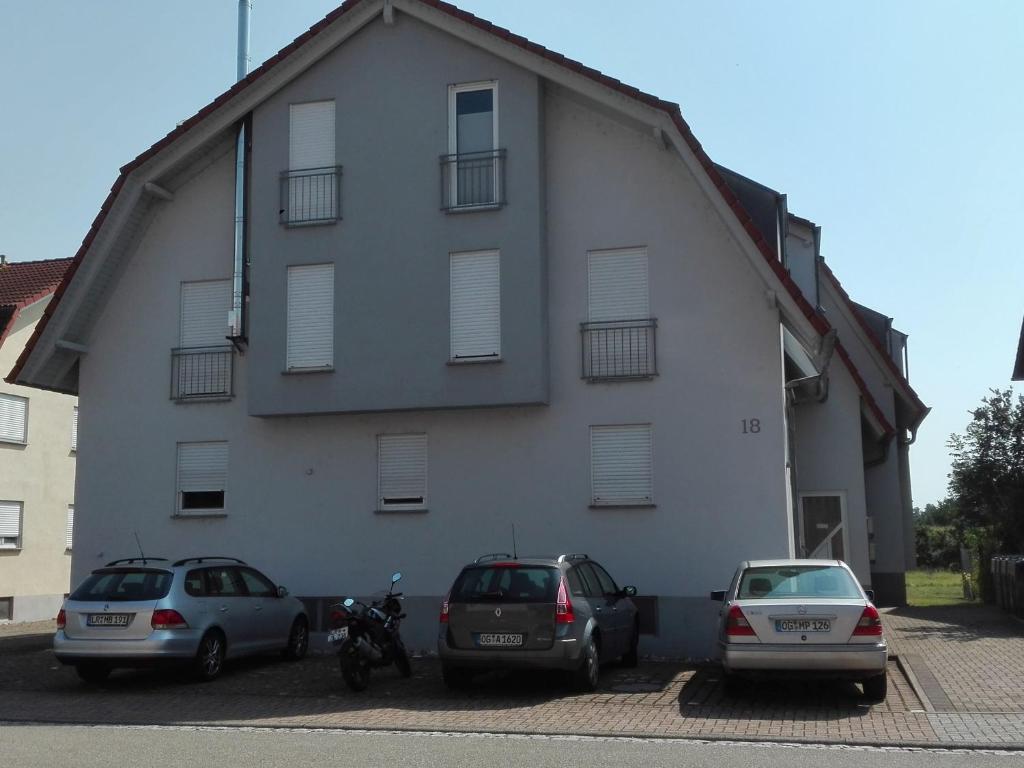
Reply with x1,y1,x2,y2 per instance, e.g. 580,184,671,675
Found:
3,0,913,437
0,258,72,351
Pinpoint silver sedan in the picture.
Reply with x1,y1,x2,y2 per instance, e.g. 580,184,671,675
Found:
710,559,888,701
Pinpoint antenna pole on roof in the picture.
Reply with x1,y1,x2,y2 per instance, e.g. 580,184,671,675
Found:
133,531,147,565
512,525,518,560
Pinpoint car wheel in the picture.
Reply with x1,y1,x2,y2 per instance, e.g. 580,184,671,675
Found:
341,656,370,692
194,630,226,682
75,663,110,684
862,673,887,703
283,617,309,660
394,645,412,678
573,635,600,692
442,664,471,690
621,623,640,668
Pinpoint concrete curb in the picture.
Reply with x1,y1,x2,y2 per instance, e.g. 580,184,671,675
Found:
893,653,934,713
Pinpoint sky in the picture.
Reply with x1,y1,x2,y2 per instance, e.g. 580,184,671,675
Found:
1,1,1021,506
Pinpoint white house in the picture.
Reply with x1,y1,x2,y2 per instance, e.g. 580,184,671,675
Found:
7,0,926,655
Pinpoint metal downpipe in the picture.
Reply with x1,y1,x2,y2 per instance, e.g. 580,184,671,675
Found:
229,0,252,345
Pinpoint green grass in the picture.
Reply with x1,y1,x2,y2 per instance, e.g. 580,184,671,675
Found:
905,569,980,607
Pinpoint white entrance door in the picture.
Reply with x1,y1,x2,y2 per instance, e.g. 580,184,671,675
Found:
798,492,848,560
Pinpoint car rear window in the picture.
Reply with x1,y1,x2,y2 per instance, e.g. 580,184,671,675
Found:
450,565,559,603
70,569,173,602
737,565,862,600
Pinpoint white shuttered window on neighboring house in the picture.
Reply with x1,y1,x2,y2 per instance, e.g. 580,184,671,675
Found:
0,393,28,443
450,250,500,359
378,434,427,511
177,280,233,399
289,100,337,222
66,505,74,551
590,424,654,507
0,501,23,549
176,442,228,514
587,248,649,322
287,264,334,370
71,406,78,452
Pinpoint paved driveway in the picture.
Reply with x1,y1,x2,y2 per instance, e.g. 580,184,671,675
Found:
1,606,1021,748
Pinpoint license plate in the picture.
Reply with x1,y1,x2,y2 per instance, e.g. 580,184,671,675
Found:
327,627,348,643
87,614,130,627
775,619,831,633
477,633,524,647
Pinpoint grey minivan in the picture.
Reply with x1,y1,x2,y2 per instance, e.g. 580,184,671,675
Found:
438,553,638,691
54,556,308,683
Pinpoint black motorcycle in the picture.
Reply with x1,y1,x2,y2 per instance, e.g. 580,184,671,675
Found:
328,571,411,691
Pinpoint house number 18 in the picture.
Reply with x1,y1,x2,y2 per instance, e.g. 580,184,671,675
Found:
741,418,761,434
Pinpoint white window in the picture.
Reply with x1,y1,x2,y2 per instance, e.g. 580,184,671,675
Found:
447,81,499,207
176,442,228,514
378,434,427,511
0,393,28,444
286,264,334,370
288,100,337,223
590,424,654,507
176,280,233,399
71,406,78,452
0,501,23,549
450,250,500,360
66,505,74,551
588,248,649,322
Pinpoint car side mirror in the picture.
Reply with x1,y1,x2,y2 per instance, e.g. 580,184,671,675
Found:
709,589,727,602
864,589,875,602
621,586,637,597
277,586,289,598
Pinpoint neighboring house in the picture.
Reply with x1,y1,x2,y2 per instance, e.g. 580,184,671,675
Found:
0,256,76,622
6,0,926,655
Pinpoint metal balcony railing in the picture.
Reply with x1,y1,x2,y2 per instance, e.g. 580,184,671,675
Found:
171,346,234,401
581,319,658,381
441,149,505,211
279,166,342,226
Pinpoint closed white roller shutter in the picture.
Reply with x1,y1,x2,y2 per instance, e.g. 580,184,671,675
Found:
0,394,28,443
290,101,335,170
66,505,74,550
71,406,78,451
177,442,228,493
590,424,653,506
0,501,22,547
287,264,334,370
378,434,427,510
450,250,500,359
180,280,231,347
588,248,649,321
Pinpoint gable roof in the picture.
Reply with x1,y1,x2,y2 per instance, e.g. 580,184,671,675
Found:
1013,316,1024,381
7,0,860,393
0,258,72,351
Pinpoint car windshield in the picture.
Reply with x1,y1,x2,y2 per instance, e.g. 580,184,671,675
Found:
737,565,862,600
450,565,559,603
70,569,173,602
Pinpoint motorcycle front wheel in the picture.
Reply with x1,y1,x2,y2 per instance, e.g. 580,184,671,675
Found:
340,655,370,692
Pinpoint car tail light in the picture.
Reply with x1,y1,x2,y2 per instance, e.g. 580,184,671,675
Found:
852,605,883,636
725,604,756,637
439,591,451,624
56,609,66,630
151,609,189,630
555,577,575,624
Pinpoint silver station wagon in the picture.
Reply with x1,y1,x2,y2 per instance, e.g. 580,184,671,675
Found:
438,553,638,691
54,556,309,683
711,559,888,701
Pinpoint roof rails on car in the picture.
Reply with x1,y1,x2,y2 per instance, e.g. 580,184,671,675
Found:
557,553,590,563
171,556,248,567
474,553,515,564
104,557,168,566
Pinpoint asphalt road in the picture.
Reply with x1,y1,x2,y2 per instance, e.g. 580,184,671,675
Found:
1,725,1019,767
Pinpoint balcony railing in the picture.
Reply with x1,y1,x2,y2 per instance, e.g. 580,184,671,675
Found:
441,149,506,211
171,346,234,401
279,166,342,226
581,319,658,381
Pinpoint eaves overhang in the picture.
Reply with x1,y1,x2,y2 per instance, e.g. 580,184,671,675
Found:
10,0,838,390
